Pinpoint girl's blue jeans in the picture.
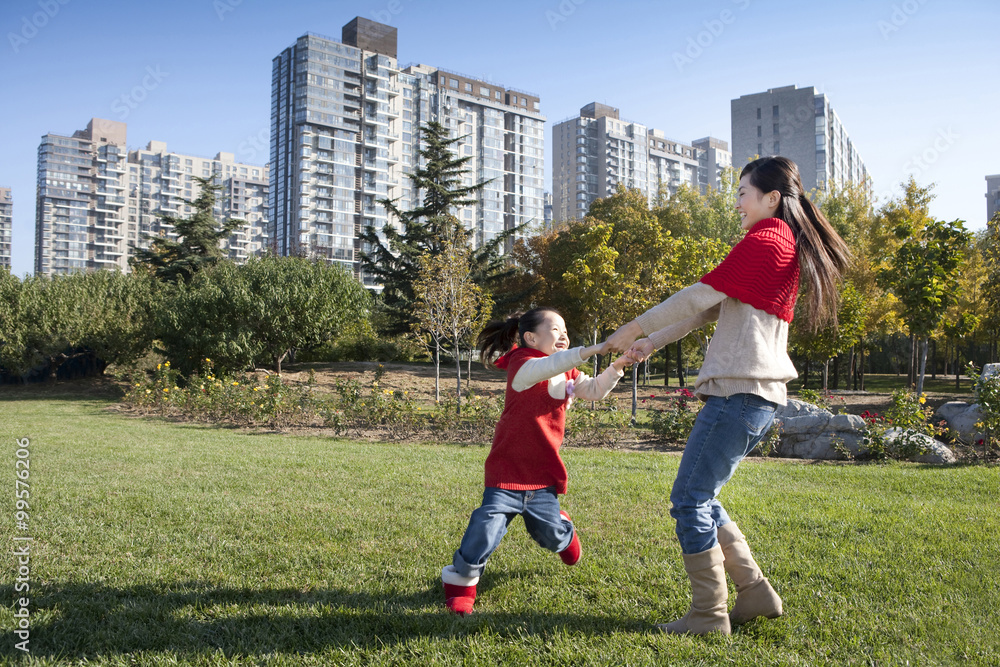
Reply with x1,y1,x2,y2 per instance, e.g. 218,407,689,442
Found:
452,486,574,579
670,393,777,555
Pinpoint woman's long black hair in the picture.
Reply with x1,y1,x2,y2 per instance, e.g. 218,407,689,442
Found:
741,156,851,331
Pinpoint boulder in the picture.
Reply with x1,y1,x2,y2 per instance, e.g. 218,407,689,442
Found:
883,428,957,464
772,401,865,460
933,401,984,444
772,401,954,463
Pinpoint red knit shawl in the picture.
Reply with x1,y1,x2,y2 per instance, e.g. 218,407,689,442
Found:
700,218,800,322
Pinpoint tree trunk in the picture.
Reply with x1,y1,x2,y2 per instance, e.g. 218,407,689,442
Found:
434,340,441,404
676,341,685,387
916,336,929,395
467,348,472,394
822,359,829,391
849,346,856,391
956,341,961,390
455,332,463,415
832,354,840,390
631,364,638,424
908,334,916,387
859,344,866,392
803,357,810,389
663,350,670,386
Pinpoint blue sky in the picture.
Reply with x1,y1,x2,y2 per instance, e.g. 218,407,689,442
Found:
1,0,997,277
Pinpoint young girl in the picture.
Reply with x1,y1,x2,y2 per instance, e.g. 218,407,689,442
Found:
442,307,632,615
606,156,850,635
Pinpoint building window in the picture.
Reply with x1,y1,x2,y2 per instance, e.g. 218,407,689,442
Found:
756,107,761,119
757,126,761,137
773,141,780,154
495,90,502,100
450,78,459,89
465,82,472,92
480,86,489,96
773,123,779,135
772,105,779,118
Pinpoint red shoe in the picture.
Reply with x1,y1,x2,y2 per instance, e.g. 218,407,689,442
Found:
559,510,581,565
442,565,479,615
443,582,477,615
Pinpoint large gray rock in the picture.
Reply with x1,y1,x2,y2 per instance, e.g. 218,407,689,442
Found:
772,400,865,460
772,399,953,463
883,428,957,464
933,401,984,444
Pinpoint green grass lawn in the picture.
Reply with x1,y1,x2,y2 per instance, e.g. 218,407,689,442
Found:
1,387,998,666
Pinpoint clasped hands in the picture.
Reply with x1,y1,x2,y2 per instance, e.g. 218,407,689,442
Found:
584,320,656,368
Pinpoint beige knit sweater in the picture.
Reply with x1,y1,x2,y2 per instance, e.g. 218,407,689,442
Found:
635,282,797,405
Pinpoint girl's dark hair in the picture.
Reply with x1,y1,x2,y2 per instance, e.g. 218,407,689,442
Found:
478,307,559,368
740,156,851,331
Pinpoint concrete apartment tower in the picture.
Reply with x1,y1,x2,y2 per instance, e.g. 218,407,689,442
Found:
552,102,730,224
0,187,11,270
731,85,869,193
270,17,544,285
35,118,269,276
127,141,269,263
986,174,1000,222
35,118,129,275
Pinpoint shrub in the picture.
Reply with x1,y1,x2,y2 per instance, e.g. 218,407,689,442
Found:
967,363,1000,460
646,388,698,443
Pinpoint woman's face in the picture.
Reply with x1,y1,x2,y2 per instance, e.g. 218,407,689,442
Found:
736,174,780,231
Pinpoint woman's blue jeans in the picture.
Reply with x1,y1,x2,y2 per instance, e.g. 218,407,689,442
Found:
670,393,777,555
453,486,574,579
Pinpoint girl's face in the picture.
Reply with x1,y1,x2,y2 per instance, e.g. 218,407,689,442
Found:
736,174,780,231
523,311,569,356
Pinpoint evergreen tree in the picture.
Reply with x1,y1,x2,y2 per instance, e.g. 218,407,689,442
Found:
130,175,246,284
360,121,521,335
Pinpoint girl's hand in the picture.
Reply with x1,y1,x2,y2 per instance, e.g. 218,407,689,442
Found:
611,354,633,372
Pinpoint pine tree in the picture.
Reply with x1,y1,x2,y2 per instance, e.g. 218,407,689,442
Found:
130,175,245,284
360,121,522,335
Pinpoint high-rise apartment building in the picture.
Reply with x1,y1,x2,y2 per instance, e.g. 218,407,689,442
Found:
731,85,869,192
986,174,1000,222
0,187,11,270
36,118,129,275
270,18,545,284
127,141,269,263
552,102,730,223
35,118,269,276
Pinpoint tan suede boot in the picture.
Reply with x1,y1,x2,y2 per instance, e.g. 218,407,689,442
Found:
717,522,783,625
658,544,731,636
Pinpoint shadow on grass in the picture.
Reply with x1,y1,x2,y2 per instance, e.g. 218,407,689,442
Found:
0,579,651,660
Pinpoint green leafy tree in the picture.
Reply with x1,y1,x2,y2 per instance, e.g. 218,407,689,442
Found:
412,231,493,410
980,213,1000,358
158,257,370,375
1,271,157,379
790,281,867,390
657,167,742,245
361,122,516,335
130,176,246,284
879,217,971,394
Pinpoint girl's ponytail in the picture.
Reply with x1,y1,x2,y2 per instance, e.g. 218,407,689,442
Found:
477,307,562,368
478,313,521,368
